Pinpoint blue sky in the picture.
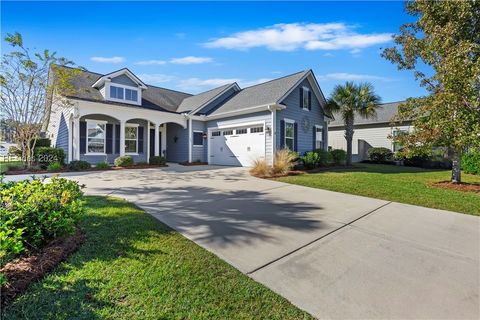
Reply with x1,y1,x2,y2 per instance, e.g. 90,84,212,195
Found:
1,1,426,101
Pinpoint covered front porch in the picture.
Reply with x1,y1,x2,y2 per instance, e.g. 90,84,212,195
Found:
68,99,188,164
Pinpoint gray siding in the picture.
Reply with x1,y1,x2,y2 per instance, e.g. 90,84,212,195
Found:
54,113,69,163
111,74,138,87
192,120,207,162
166,123,189,163
276,78,327,155
196,87,238,115
79,115,148,164
206,111,273,165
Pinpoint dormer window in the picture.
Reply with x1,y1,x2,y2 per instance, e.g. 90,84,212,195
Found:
110,86,124,99
108,84,140,104
125,88,138,102
92,68,147,106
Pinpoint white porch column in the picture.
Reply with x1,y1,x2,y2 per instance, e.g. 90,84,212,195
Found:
188,117,193,163
68,119,73,162
154,124,160,156
161,124,167,157
74,117,80,160
119,120,126,156
146,122,151,163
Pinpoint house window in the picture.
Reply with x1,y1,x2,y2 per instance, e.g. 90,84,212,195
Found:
302,87,310,110
87,121,106,153
110,86,124,99
223,130,233,136
193,131,204,146
250,126,263,133
236,128,247,134
392,129,407,152
125,125,138,153
285,121,295,150
211,131,221,137
315,125,323,149
125,88,138,102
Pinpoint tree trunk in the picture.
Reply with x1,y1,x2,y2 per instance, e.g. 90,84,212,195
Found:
451,151,461,184
344,118,354,166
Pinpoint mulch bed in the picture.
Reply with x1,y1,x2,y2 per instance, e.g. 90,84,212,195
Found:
431,181,480,193
0,228,85,304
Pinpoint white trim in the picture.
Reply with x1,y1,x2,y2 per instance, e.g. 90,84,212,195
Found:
125,123,139,127
85,118,107,124
124,124,138,154
269,106,276,165
193,130,204,147
188,83,241,115
284,118,295,151
188,117,193,162
315,124,324,149
92,68,147,89
205,104,285,120
216,120,265,130
107,83,141,105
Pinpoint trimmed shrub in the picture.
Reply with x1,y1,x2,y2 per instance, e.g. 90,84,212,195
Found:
330,149,347,165
68,160,91,171
149,156,167,166
0,177,84,264
462,150,480,175
31,138,51,149
114,156,134,167
272,149,297,175
301,151,321,169
314,149,333,166
35,147,65,168
47,162,62,172
368,147,393,162
95,161,110,170
250,159,271,177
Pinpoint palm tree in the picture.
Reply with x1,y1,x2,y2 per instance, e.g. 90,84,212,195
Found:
326,82,381,166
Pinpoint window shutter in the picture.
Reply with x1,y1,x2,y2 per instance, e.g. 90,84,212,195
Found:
115,124,120,154
313,126,317,150
308,90,312,110
106,124,113,154
299,88,304,109
280,120,285,148
138,126,144,153
80,121,86,154
294,122,298,152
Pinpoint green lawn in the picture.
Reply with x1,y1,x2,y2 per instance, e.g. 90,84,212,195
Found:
276,164,480,216
3,196,311,320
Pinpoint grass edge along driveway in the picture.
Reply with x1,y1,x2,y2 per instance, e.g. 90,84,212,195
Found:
3,196,312,320
276,164,480,216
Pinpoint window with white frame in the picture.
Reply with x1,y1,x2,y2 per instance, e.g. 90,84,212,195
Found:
109,85,139,103
285,121,295,150
302,87,310,109
125,88,138,102
87,121,106,153
315,125,323,149
236,128,247,134
193,131,204,146
250,126,263,133
125,125,138,153
110,86,124,100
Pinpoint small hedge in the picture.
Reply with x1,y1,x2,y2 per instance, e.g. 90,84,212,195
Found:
0,177,84,265
149,156,167,166
114,156,134,167
462,150,480,175
368,147,393,162
47,162,62,172
301,152,321,169
68,160,91,171
35,147,65,168
95,161,110,170
330,149,346,165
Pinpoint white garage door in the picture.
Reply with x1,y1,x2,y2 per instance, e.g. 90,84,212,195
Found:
209,125,266,166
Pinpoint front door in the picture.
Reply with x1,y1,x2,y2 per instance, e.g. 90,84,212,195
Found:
149,129,162,157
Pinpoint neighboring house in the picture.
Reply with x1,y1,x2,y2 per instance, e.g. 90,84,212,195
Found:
46,66,332,167
328,101,412,161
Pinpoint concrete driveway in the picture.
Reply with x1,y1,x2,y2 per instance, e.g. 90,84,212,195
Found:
8,164,479,319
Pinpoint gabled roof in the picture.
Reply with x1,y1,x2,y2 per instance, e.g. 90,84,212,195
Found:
207,70,331,117
91,68,148,89
176,83,240,114
55,65,191,113
329,101,407,127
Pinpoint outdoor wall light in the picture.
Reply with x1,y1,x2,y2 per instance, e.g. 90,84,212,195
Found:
266,126,272,136
202,133,207,139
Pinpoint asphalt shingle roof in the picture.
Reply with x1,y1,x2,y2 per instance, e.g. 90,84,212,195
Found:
176,83,235,113
329,101,406,127
207,70,309,116
57,66,192,113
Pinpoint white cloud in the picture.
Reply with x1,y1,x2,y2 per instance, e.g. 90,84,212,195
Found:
90,56,125,63
177,77,271,92
137,73,175,84
170,56,213,64
203,23,392,51
318,73,394,82
134,59,167,65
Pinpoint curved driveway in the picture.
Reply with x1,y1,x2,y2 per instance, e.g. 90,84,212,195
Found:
8,164,479,319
